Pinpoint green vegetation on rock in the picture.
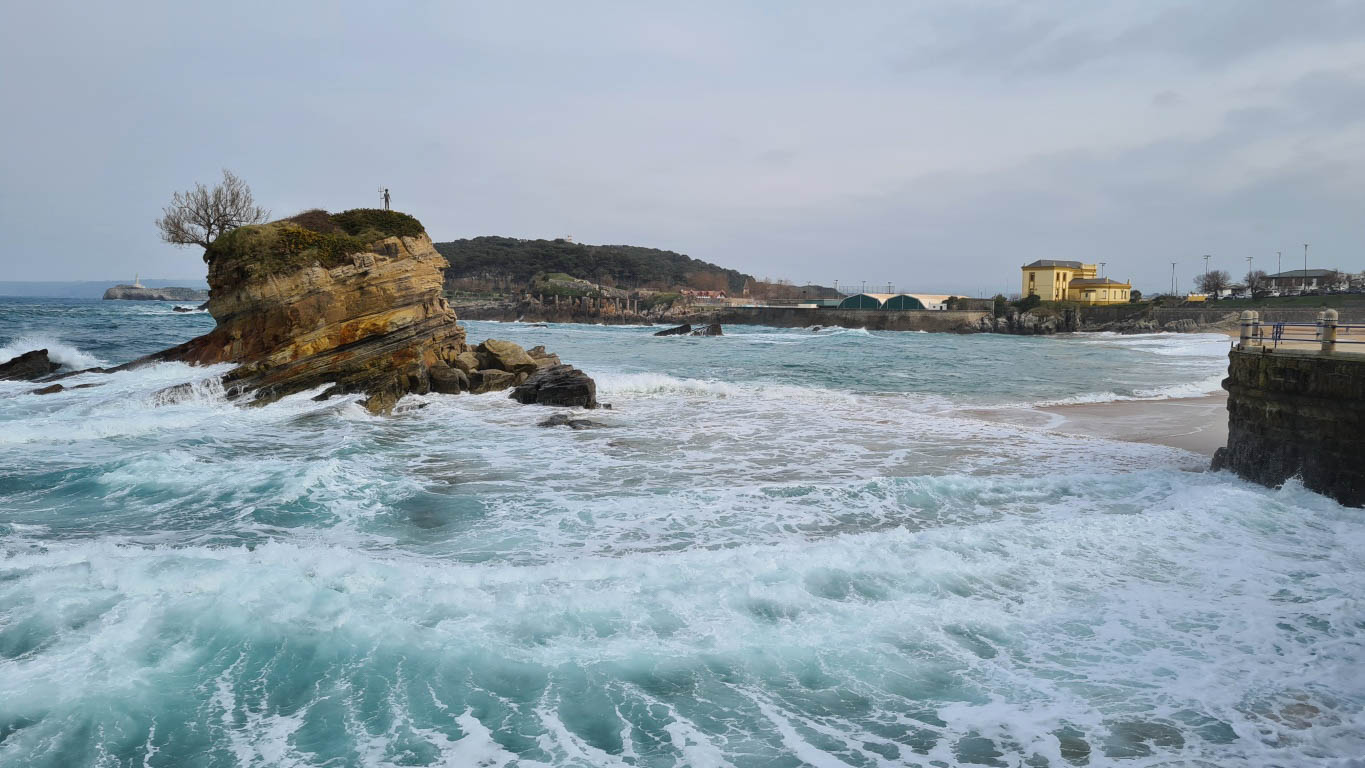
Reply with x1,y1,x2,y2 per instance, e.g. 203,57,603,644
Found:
205,208,426,282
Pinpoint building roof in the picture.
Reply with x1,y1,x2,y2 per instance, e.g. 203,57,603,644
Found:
1022,259,1084,269
843,293,898,302
1069,277,1130,286
1267,269,1337,278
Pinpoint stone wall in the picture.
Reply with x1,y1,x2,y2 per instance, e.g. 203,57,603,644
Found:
1212,348,1365,506
711,306,990,332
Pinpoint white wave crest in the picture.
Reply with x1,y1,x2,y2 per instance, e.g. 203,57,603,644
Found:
0,334,105,369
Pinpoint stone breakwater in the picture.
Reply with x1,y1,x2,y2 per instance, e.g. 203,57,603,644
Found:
1212,347,1365,507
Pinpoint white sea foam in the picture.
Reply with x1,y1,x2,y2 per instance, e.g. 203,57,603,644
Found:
1,308,1359,766
0,334,105,369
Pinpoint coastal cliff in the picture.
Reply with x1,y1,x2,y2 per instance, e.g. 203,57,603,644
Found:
148,209,589,412
1212,348,1365,506
103,285,209,301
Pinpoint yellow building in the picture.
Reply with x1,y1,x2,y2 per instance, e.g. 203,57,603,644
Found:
1021,260,1132,305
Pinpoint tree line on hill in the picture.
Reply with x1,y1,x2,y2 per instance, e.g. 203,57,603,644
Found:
434,236,754,295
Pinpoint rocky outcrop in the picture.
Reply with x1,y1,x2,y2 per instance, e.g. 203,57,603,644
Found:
975,310,1072,335
691,323,723,336
142,209,591,413
1212,348,1365,507
103,285,209,301
510,365,600,409
0,349,60,380
655,324,693,337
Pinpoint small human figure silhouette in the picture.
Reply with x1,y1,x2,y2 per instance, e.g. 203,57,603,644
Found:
382,188,391,210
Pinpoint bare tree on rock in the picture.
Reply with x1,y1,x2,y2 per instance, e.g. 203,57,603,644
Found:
156,170,269,260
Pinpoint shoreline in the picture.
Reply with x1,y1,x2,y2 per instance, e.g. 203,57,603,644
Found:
962,390,1229,457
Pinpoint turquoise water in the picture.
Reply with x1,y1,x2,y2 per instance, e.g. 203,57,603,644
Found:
1,299,1362,766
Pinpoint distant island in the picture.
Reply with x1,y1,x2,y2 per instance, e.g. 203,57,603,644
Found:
103,284,208,301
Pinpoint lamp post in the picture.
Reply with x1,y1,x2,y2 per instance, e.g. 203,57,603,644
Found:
1245,255,1253,293
1203,254,1211,294
1304,243,1310,292
1170,262,1178,297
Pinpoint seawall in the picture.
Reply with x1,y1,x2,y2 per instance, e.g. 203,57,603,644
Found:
1212,347,1365,506
711,306,990,332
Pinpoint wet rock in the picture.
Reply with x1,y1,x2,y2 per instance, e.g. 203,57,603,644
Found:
537,412,606,430
470,369,518,394
30,383,64,395
477,339,538,375
427,363,469,394
0,349,60,381
451,349,480,374
690,323,723,336
526,345,562,369
654,323,692,337
172,305,197,313
509,364,599,408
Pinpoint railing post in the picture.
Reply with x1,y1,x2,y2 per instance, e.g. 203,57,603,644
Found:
1239,310,1256,349
1322,308,1338,354
1316,310,1325,340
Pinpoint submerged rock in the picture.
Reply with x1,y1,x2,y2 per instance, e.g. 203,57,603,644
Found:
654,323,692,337
691,323,723,336
0,349,60,381
172,305,198,313
537,412,606,430
510,364,599,408
30,383,64,395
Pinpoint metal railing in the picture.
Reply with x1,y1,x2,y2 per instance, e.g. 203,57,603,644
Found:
1237,309,1365,353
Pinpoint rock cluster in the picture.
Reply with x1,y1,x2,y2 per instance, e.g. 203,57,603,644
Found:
138,209,593,413
103,285,209,301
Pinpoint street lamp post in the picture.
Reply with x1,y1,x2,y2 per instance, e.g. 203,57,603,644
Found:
1304,244,1310,292
1170,262,1178,297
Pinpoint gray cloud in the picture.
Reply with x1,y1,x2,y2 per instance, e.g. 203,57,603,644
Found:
0,1,1362,295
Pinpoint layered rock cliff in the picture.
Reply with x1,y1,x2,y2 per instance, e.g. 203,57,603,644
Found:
147,209,589,412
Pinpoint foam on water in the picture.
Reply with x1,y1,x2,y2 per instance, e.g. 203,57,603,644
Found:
0,333,105,369
1,301,1361,766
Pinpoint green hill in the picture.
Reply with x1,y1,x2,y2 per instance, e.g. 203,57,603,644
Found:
433,237,752,294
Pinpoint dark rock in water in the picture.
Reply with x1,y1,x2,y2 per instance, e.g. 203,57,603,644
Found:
537,412,606,430
0,349,60,381
510,364,599,408
690,323,723,336
470,369,518,394
427,363,468,394
30,383,64,395
654,324,692,337
172,305,197,313
73,382,104,390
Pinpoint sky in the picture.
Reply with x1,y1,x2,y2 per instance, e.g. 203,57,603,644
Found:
2,1,1364,295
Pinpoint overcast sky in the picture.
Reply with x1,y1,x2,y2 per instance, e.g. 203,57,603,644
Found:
2,1,1363,294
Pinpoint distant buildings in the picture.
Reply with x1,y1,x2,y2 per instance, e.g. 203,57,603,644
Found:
1263,269,1345,293
1020,260,1132,305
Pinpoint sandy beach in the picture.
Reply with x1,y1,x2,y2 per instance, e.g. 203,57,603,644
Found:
963,390,1230,457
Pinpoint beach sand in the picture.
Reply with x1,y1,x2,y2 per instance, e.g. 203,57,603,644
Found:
963,391,1229,457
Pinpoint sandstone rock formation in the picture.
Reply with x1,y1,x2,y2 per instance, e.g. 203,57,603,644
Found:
142,209,589,413
0,349,60,381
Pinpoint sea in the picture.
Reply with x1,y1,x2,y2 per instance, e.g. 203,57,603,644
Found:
1,297,1362,767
